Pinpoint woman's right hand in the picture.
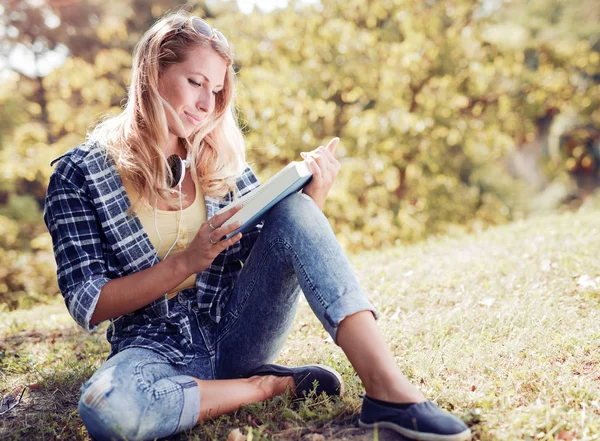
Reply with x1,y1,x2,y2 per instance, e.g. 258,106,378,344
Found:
90,206,243,326
180,205,244,275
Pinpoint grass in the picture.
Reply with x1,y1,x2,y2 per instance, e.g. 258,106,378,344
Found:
1,208,600,440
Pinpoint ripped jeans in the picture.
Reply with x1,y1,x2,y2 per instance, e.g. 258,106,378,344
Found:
78,193,377,441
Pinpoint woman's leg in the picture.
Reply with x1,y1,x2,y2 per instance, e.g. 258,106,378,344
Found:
215,192,376,378
213,193,469,440
192,375,292,421
216,190,424,401
337,311,425,403
78,347,200,440
79,347,292,440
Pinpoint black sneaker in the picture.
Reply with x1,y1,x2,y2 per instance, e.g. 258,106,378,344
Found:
251,364,344,398
359,394,471,441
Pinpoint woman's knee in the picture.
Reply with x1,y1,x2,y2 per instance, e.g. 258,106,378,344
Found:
79,363,199,441
265,192,331,240
78,365,144,440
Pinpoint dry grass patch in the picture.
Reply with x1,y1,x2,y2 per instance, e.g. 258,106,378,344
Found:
1,209,599,440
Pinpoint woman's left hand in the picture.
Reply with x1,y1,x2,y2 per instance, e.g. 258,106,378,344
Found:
301,137,341,210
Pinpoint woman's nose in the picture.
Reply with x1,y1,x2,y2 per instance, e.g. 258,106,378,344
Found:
196,89,213,114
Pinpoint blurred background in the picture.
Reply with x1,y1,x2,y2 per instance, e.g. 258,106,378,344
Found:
0,0,598,311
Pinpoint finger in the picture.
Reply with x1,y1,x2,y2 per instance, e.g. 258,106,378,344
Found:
319,147,337,165
301,149,322,158
325,137,340,154
316,146,327,159
313,153,331,169
313,158,337,185
315,149,338,170
307,157,323,179
219,232,243,249
212,220,242,242
301,145,324,156
211,204,243,227
208,230,219,245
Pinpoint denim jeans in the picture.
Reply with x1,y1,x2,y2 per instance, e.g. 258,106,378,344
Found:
78,193,377,440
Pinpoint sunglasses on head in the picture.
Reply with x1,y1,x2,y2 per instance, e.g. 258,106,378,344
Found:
175,17,229,48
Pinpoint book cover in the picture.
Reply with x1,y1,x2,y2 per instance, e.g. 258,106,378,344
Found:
217,161,313,239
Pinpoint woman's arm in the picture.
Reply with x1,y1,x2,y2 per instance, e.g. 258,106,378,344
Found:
91,205,243,325
45,165,242,330
89,252,190,325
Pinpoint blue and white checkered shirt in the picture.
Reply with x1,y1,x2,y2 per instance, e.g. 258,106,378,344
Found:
43,141,262,364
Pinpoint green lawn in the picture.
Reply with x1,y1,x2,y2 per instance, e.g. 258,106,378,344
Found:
2,208,599,440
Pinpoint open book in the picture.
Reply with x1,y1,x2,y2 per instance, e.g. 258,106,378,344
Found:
217,161,313,239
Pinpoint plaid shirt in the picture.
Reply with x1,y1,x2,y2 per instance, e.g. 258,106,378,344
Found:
44,141,262,364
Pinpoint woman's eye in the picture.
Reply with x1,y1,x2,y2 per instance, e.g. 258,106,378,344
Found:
212,90,219,96
188,79,202,87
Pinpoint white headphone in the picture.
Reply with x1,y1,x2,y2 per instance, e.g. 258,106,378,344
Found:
167,150,192,188
111,152,191,330
152,151,191,265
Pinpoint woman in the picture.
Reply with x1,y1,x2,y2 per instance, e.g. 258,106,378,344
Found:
44,11,471,441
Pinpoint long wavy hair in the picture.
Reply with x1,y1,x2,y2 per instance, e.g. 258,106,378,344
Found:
88,10,245,208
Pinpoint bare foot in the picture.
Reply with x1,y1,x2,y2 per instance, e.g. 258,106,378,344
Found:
365,377,426,404
247,375,294,399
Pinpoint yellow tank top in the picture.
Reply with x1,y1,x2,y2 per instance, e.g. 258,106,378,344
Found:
123,179,207,299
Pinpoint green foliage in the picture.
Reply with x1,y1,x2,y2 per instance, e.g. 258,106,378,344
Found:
0,0,598,307
219,0,599,250
0,212,59,311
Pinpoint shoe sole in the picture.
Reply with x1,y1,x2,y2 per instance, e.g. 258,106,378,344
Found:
358,420,472,441
302,364,345,397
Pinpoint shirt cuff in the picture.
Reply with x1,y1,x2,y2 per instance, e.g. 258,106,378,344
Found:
68,276,112,332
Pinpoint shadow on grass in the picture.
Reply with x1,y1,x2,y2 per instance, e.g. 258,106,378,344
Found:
0,314,445,441
0,320,108,441
0,323,387,441
0,364,91,440
1,378,399,441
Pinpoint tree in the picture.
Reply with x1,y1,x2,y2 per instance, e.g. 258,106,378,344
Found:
0,0,203,309
0,0,598,308
215,0,598,250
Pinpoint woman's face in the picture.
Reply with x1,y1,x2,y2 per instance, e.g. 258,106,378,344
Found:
158,45,227,141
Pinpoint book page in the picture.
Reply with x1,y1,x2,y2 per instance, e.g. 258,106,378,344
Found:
222,162,303,212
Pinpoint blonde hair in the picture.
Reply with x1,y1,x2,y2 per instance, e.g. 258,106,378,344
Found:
89,10,245,207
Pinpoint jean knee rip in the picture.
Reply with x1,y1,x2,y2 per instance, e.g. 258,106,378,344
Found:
81,365,117,409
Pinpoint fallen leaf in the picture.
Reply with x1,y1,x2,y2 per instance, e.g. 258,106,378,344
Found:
557,430,575,441
479,297,495,307
541,260,552,272
303,434,325,441
227,428,246,441
576,275,597,291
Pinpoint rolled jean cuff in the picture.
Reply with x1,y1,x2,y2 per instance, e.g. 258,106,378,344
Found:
171,376,201,434
323,291,379,343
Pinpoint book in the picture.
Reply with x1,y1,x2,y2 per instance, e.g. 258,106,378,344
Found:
216,161,313,239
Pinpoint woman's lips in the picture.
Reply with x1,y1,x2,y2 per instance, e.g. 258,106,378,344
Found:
184,112,202,125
